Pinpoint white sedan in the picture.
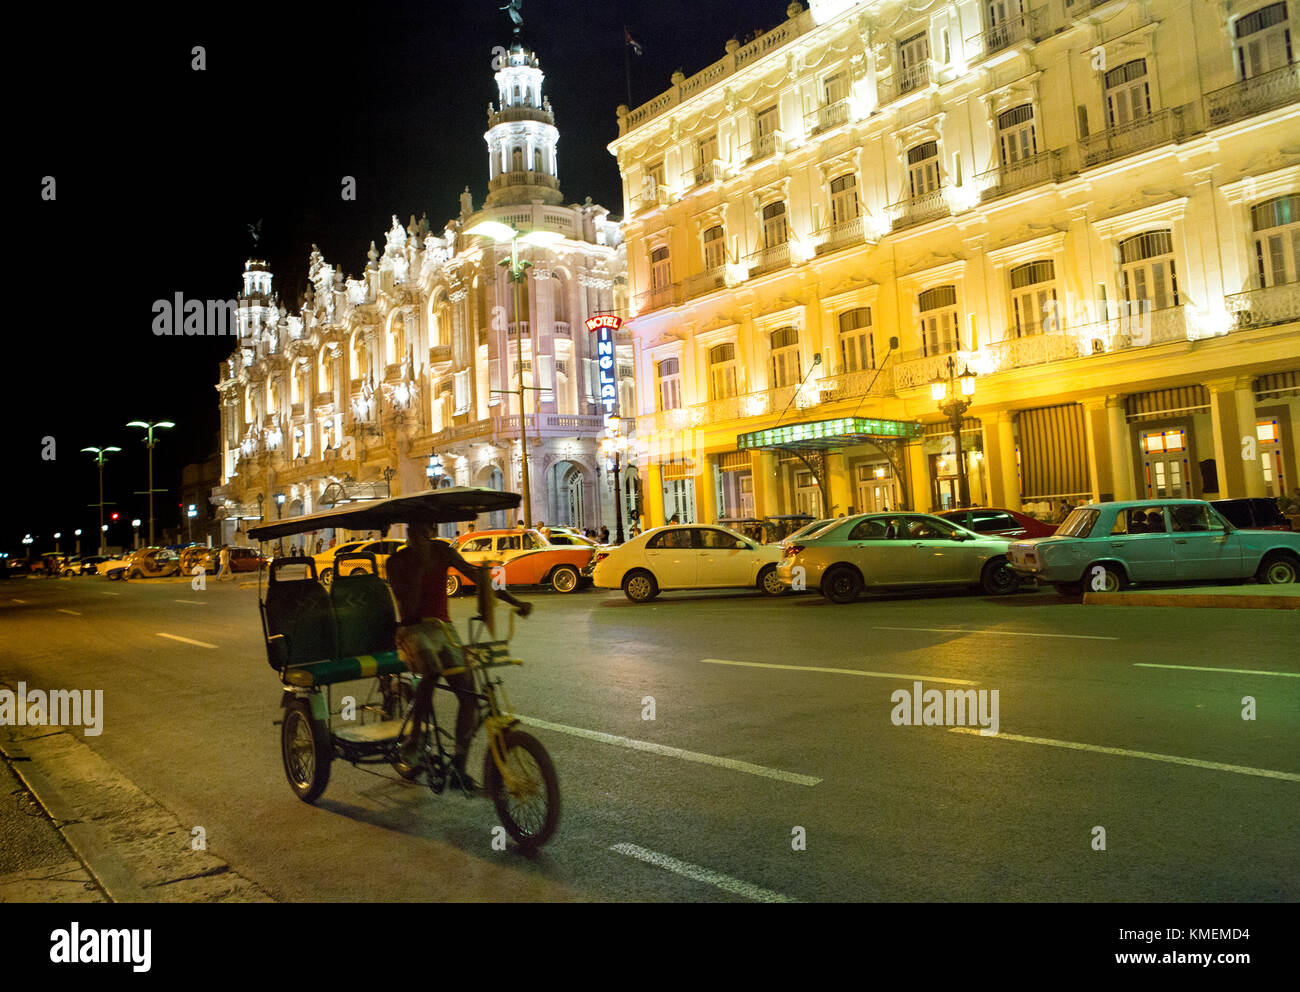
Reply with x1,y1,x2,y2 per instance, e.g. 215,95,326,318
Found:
592,524,786,602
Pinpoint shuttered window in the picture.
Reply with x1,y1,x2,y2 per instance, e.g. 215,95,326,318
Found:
1017,404,1089,499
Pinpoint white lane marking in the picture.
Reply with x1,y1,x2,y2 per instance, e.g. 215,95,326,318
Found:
172,599,205,605
101,592,119,596
520,716,820,786
156,633,219,649
876,625,1118,641
701,657,977,686
610,843,797,903
11,598,27,604
950,728,1300,782
1135,662,1300,678
57,609,83,616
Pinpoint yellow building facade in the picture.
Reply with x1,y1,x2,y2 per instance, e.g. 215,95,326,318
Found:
609,0,1300,528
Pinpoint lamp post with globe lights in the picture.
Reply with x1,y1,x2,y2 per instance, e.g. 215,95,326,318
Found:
929,357,977,509
81,445,122,555
600,423,633,544
463,220,565,528
126,420,175,546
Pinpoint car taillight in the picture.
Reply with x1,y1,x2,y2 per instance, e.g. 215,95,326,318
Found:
784,544,804,558
593,551,610,564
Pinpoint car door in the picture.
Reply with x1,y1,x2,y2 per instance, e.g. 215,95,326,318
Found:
643,528,697,588
1169,504,1242,580
902,516,974,583
695,527,756,587
1104,506,1176,583
968,509,1027,539
839,516,898,585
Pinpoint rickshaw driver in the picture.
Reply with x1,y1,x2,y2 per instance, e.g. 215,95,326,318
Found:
387,522,533,789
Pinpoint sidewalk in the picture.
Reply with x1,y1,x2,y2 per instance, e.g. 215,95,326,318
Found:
1083,582,1300,610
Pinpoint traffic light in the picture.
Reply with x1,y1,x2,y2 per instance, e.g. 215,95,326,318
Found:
111,512,120,521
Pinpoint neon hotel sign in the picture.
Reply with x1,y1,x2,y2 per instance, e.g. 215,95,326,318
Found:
585,314,622,417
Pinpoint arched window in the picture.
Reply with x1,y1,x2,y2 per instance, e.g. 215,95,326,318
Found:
1119,231,1179,311
907,141,940,197
918,286,959,356
708,342,738,400
1234,4,1291,79
552,273,569,325
769,326,801,388
1010,261,1058,336
703,225,726,271
829,175,860,225
1251,193,1299,287
838,308,874,371
512,146,524,172
350,331,368,381
387,312,406,366
762,201,788,248
534,148,543,173
1105,60,1151,127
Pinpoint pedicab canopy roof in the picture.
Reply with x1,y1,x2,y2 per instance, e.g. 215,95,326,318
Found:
737,416,922,451
246,487,520,542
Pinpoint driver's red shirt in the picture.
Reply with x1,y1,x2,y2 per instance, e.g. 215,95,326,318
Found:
386,547,450,625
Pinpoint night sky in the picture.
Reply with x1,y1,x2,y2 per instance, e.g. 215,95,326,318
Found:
9,0,789,554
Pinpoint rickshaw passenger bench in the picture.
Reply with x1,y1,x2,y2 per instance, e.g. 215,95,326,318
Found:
264,563,406,687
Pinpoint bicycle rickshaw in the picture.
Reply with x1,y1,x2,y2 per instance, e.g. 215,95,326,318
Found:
247,487,560,850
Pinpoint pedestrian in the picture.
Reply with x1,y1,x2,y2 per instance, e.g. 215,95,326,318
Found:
516,519,525,529
328,536,336,549
599,525,610,544
667,512,679,525
465,522,476,533
217,544,234,581
536,520,545,529
315,538,323,554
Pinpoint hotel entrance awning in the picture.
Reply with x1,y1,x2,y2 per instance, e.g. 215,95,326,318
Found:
736,416,922,451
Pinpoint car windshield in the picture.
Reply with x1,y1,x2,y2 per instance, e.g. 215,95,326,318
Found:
1057,508,1099,538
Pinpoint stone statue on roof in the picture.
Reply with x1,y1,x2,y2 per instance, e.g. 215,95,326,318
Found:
501,0,523,32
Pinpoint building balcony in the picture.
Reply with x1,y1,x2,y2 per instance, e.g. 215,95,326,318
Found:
686,267,729,299
878,61,935,105
966,11,1036,63
552,321,571,337
506,321,530,337
744,130,784,163
1205,63,1300,129
487,171,560,192
631,185,670,215
635,282,684,312
805,99,849,135
1077,107,1186,168
429,344,452,364
746,241,791,277
813,216,865,255
886,188,951,230
815,367,895,404
976,149,1062,201
892,349,980,391
982,331,1084,371
492,413,609,439
1225,282,1300,330
487,105,555,128
680,160,725,188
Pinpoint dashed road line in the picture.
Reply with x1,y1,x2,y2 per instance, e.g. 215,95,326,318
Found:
1135,662,1300,678
11,598,27,604
56,609,82,616
949,727,1300,782
156,633,219,649
520,715,821,786
172,599,205,605
700,657,977,685
876,625,1118,641
610,843,797,903
101,592,119,596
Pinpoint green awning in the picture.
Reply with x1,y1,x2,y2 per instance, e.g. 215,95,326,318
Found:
737,417,922,451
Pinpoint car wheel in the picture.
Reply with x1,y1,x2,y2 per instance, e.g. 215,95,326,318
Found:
348,567,368,577
757,564,785,596
1255,551,1299,585
128,569,143,580
1084,562,1126,593
320,567,333,587
980,556,1020,596
446,572,461,597
549,564,580,594
622,570,658,603
821,565,862,604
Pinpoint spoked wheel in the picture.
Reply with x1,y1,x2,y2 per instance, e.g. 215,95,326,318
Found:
320,567,334,587
549,564,580,594
758,564,785,596
483,729,560,851
281,699,332,802
446,572,461,597
980,556,1020,595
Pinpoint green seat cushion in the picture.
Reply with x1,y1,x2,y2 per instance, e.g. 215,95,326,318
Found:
284,651,406,687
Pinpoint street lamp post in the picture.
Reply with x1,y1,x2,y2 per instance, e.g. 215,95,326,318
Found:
186,505,197,542
275,493,285,519
930,357,977,509
426,453,445,489
464,220,565,529
127,420,175,546
74,529,82,556
132,519,142,549
600,422,632,544
81,446,122,555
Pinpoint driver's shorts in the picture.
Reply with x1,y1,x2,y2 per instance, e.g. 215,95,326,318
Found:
395,619,466,678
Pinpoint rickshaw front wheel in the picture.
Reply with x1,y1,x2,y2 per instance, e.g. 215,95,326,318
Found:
281,699,332,802
483,729,560,851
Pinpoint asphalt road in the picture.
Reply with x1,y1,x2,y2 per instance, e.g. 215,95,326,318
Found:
1,573,1297,902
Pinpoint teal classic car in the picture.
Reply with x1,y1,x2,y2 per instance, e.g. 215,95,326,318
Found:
1007,499,1300,594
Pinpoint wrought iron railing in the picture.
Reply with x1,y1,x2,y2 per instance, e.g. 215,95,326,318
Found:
805,100,849,134
1205,63,1300,128
1225,282,1300,330
745,241,791,276
813,216,865,254
886,188,951,230
1078,108,1185,168
976,149,1062,201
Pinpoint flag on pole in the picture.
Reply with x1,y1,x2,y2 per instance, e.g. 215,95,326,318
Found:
624,27,643,56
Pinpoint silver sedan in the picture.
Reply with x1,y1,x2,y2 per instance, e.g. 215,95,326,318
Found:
777,512,1020,603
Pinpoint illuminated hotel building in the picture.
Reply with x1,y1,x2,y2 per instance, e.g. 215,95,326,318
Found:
609,0,1300,527
214,40,632,541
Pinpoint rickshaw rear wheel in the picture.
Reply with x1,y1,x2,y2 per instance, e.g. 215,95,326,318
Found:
483,729,560,851
281,699,332,802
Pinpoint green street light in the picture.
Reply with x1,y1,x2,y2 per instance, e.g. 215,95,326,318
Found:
81,446,122,554
127,420,175,546
463,221,564,529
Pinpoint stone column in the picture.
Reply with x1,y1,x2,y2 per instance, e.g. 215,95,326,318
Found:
905,441,930,511
1106,395,1136,500
693,455,717,524
1207,376,1264,498
980,411,1021,510
825,452,854,516
1081,397,1113,502
750,450,777,517
645,461,666,528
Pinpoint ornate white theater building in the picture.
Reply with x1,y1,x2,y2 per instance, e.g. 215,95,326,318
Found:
213,40,632,542
611,0,1300,526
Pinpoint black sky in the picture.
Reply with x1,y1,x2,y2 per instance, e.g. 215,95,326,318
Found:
9,0,789,553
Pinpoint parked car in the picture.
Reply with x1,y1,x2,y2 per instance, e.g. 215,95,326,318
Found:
447,531,596,595
78,555,111,575
38,552,69,576
228,547,267,572
1209,498,1292,531
179,545,216,575
935,507,1058,539
6,556,34,576
543,530,599,548
780,518,839,546
311,539,404,584
59,556,83,576
778,512,1021,603
455,529,551,566
120,548,182,579
592,524,786,602
98,553,135,580
1007,499,1300,593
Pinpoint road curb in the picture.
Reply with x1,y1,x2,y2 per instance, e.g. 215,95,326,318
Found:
0,700,275,903
1083,591,1300,609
